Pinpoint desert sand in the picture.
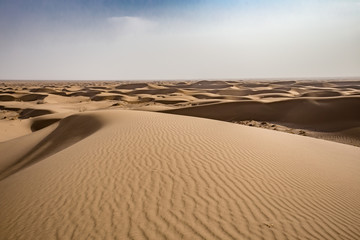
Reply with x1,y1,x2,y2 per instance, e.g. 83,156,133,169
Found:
1,79,360,239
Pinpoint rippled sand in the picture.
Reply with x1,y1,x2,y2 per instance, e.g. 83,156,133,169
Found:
1,80,360,239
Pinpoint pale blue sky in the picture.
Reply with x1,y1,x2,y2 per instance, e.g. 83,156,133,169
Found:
0,0,359,80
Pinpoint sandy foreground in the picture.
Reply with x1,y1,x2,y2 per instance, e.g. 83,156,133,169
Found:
1,80,360,239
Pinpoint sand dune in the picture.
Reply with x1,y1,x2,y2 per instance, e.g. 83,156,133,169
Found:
0,110,359,239
0,93,48,102
18,108,54,119
1,79,360,239
300,90,342,97
162,97,360,130
0,95,16,101
0,114,103,180
115,83,149,89
1,80,360,146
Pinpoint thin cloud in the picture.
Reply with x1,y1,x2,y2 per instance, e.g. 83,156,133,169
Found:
107,16,157,35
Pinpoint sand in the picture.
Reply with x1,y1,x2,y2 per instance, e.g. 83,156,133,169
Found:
1,79,360,239
1,79,360,146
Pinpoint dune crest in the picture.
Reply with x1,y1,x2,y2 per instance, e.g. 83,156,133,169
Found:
1,79,360,145
0,114,104,180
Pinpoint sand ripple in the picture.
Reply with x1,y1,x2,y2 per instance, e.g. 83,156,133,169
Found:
0,110,359,239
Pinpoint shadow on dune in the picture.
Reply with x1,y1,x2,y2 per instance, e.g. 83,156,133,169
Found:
19,94,48,101
0,94,48,102
115,83,148,89
0,95,16,101
30,118,62,131
0,114,103,181
162,97,360,132
19,109,54,119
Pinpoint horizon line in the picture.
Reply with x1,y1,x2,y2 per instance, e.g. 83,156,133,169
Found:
1,76,360,82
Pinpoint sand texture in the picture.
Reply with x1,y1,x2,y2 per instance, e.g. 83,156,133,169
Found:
1,80,360,239
1,79,360,146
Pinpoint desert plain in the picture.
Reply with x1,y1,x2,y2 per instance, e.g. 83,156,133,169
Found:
0,79,360,239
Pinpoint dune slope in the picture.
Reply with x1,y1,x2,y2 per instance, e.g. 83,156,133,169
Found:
162,96,360,146
0,110,360,240
162,97,360,130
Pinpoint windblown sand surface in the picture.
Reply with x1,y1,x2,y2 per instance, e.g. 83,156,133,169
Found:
1,79,360,239
1,79,360,145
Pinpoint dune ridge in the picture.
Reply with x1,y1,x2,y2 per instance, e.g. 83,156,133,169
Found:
162,96,360,131
1,79,360,146
0,114,103,181
0,110,360,239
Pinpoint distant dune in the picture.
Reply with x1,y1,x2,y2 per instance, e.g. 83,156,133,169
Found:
1,79,360,145
1,80,360,239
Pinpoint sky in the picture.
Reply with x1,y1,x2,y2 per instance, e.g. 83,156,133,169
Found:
0,0,359,80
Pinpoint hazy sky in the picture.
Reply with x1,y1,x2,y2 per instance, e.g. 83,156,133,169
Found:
0,0,359,80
